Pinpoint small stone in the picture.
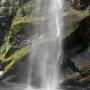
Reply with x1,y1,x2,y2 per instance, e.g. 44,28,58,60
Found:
0,71,4,76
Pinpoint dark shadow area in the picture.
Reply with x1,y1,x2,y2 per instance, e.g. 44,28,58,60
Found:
62,15,90,90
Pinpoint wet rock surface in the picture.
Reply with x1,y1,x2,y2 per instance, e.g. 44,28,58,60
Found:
70,0,90,10
64,16,90,52
62,0,90,90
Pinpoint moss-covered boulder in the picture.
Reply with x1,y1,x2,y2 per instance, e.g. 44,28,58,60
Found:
0,1,33,77
64,16,90,52
62,15,90,89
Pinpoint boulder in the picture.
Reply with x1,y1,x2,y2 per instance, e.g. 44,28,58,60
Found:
0,0,32,76
62,15,90,89
64,15,90,52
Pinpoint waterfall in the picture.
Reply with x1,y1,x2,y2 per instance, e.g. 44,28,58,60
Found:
27,0,63,90
0,0,63,90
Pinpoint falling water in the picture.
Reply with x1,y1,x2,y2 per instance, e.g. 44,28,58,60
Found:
28,0,63,90
0,0,63,90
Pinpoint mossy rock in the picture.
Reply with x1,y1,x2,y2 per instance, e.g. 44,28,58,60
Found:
63,15,79,38
64,15,90,52
0,1,33,76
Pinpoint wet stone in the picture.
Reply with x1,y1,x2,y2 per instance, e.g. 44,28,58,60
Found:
70,0,90,10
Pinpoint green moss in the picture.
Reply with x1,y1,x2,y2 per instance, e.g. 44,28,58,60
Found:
4,44,31,73
64,21,78,38
0,1,34,74
16,2,32,17
11,1,33,35
80,7,90,16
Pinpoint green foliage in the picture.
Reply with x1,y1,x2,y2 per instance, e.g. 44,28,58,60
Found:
4,44,31,73
0,1,33,75
11,2,33,35
80,7,90,16
16,2,32,17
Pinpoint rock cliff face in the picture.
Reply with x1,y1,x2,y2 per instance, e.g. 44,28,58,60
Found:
70,0,90,9
62,0,90,89
0,0,90,89
0,0,33,77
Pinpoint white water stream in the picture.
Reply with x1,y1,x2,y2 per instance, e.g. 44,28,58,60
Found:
27,0,63,89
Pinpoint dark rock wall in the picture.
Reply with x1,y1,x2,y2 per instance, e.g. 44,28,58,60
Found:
62,0,90,90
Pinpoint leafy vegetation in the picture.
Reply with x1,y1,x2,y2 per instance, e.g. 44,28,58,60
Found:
0,1,33,74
